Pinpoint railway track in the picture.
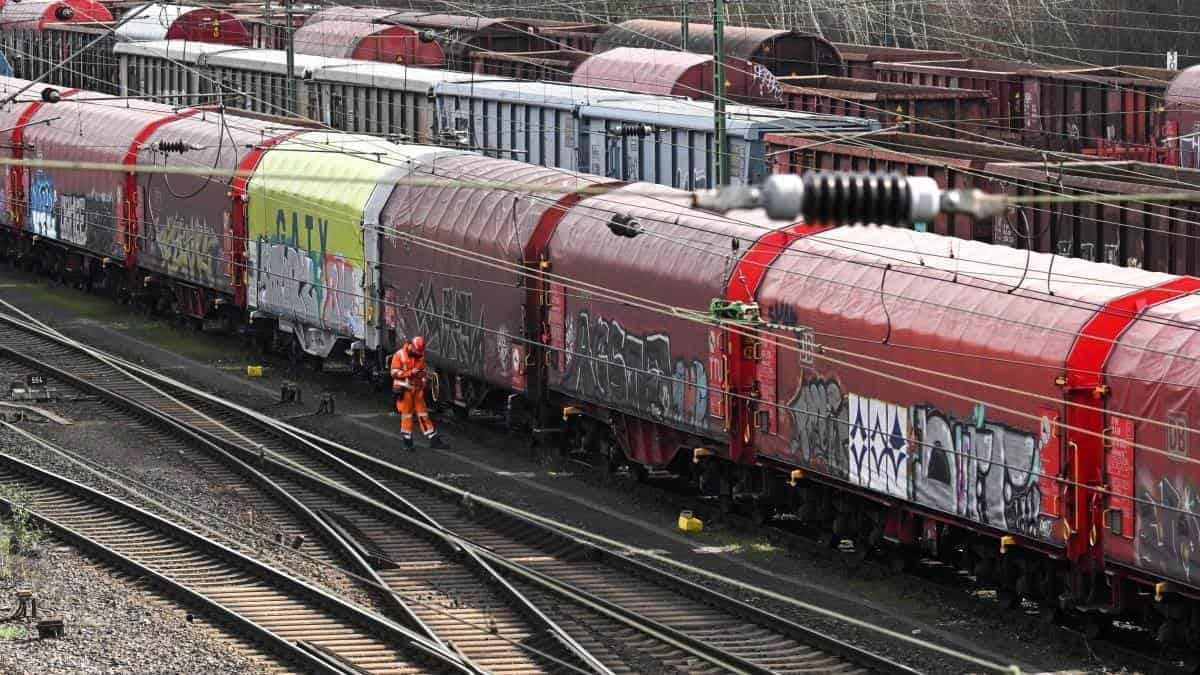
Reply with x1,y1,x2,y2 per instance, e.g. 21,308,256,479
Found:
0,432,468,674
0,306,918,675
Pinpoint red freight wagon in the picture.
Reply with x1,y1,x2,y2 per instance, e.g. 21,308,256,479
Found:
379,13,549,71
748,223,1189,605
571,48,755,101
776,76,992,138
291,19,445,66
765,132,1200,275
594,19,844,77
115,3,252,46
0,76,297,314
379,155,612,408
831,43,962,79
545,185,781,466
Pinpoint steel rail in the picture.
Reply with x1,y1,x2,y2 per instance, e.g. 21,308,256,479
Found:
0,341,445,654
0,429,474,674
0,309,607,675
0,310,916,674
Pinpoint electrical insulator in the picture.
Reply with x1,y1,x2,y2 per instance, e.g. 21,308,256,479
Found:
693,172,1007,225
53,5,74,20
156,140,202,154
610,124,654,139
40,87,60,103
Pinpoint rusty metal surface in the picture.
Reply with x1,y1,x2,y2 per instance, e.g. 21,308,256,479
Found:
381,12,545,68
594,19,843,76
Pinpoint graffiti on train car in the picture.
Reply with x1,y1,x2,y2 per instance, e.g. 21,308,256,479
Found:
561,310,709,428
248,206,366,338
784,374,1057,540
409,280,485,370
28,170,56,238
787,377,849,477
1138,477,1200,584
146,212,222,284
912,404,1050,539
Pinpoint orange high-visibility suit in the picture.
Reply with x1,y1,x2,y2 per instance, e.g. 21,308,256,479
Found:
391,340,439,447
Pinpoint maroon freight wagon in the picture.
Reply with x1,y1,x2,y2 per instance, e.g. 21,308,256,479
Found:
766,131,1200,275
775,76,992,138
521,18,607,52
873,59,1173,153
832,43,961,79
470,50,585,81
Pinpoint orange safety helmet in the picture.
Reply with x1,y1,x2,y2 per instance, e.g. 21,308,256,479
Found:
410,336,426,355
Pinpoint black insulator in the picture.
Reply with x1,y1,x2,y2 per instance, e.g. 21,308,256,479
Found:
801,172,910,227
39,87,59,103
610,124,654,138
156,140,189,154
54,5,73,20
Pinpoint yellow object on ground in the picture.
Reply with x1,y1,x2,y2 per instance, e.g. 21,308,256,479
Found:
246,365,264,377
678,510,703,533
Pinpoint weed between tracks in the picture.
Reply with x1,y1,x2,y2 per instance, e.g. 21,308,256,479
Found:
0,485,45,586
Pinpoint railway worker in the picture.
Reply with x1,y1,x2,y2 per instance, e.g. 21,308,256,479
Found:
391,336,447,451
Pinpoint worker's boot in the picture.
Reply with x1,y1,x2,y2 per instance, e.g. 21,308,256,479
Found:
429,435,448,450
403,436,414,451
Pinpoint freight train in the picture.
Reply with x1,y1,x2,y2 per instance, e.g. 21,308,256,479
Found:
0,0,1186,156
113,40,876,189
4,73,1200,649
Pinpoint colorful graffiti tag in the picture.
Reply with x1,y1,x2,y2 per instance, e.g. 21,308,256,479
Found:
785,374,1058,541
561,310,709,430
249,205,365,341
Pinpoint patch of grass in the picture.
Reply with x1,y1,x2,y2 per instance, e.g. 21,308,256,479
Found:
21,284,123,321
122,322,232,363
0,625,27,640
